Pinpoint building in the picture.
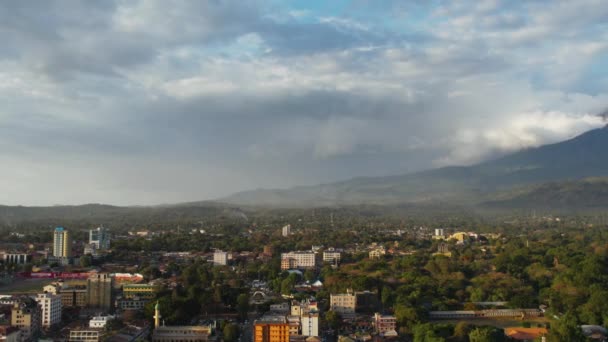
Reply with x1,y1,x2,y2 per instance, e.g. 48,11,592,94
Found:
290,299,319,337
11,297,41,341
122,284,157,300
330,290,356,317
282,225,291,237
322,251,341,266
280,251,316,270
254,314,298,342
89,315,115,328
68,329,103,342
2,253,31,265
89,226,110,250
117,298,148,311
36,293,62,328
44,282,88,308
213,250,228,266
87,273,113,312
53,227,72,258
373,313,397,335
368,248,386,259
504,327,548,341
0,326,20,342
434,228,445,237
301,312,319,337
151,302,211,342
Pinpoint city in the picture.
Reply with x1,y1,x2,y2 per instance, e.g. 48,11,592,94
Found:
1,1,608,341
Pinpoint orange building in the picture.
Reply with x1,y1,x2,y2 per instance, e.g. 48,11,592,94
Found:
254,315,298,342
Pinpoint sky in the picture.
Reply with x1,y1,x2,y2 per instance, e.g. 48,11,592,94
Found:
1,0,607,206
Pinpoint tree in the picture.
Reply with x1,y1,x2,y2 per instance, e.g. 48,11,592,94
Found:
237,293,250,320
223,323,240,342
412,323,446,342
468,327,503,342
548,313,586,342
452,322,472,342
325,311,342,331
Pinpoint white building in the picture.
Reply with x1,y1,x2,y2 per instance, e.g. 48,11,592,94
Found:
322,251,341,265
301,313,319,337
213,250,228,266
282,224,291,237
2,253,30,264
36,293,62,328
89,315,115,329
281,251,316,270
89,226,110,250
330,290,356,317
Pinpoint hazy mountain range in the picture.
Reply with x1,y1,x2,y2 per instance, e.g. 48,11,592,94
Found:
222,124,608,208
1,125,607,225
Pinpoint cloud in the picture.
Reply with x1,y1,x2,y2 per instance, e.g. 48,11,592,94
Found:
0,0,606,205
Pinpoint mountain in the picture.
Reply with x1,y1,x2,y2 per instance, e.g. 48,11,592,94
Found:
482,177,608,209
223,125,608,207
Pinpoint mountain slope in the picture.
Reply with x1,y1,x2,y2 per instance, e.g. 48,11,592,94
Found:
223,125,608,207
482,178,608,209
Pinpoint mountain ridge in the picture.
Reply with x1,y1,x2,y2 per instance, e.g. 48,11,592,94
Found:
221,125,608,207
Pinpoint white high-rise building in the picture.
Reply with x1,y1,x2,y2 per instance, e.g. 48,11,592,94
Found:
301,313,319,337
53,227,72,258
36,293,62,328
89,226,110,250
213,250,228,266
282,224,291,237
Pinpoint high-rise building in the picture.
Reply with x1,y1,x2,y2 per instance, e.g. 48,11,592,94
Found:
281,225,291,237
36,293,62,328
53,227,72,258
89,226,110,250
11,297,41,341
87,274,113,312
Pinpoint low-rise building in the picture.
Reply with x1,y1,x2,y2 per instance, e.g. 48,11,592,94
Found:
330,290,356,317
89,315,115,329
280,252,316,270
68,329,103,342
213,250,228,266
322,251,341,266
122,284,156,300
254,314,299,342
0,326,20,342
373,313,397,335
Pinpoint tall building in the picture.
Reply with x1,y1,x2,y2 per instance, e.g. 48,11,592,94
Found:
87,274,113,312
53,227,72,258
11,297,41,341
89,226,110,250
281,225,291,237
36,293,62,328
213,250,228,266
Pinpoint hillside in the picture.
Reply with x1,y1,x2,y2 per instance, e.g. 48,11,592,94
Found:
222,125,608,207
